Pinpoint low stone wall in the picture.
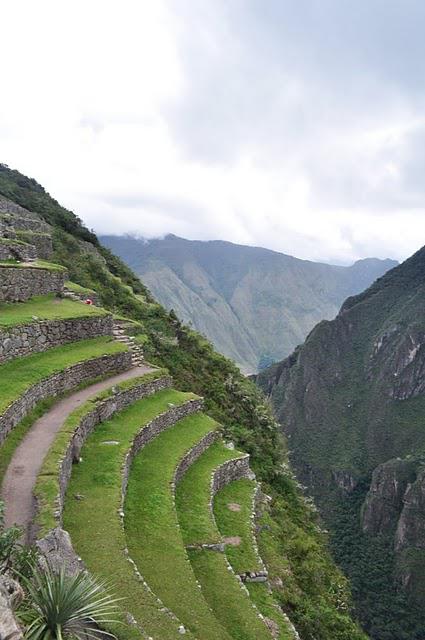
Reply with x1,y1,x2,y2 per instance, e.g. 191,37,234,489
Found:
121,399,204,500
0,314,113,363
212,455,252,496
15,232,53,260
0,240,37,262
174,431,218,484
0,265,66,302
55,375,172,515
0,351,132,445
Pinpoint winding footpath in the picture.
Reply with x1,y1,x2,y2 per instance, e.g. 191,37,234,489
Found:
1,364,154,541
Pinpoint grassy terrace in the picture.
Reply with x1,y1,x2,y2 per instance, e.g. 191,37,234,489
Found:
175,443,273,640
125,414,232,640
176,440,244,545
0,294,108,328
63,389,198,640
35,369,168,535
0,259,66,271
0,336,126,416
214,481,294,640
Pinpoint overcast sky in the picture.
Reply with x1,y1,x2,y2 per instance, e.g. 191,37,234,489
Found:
2,1,425,264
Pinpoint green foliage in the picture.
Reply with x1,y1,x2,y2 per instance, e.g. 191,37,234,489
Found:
18,563,119,640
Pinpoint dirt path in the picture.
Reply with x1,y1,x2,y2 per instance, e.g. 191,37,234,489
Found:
1,364,154,541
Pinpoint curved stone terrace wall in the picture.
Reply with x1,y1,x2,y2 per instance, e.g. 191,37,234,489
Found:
0,313,114,364
121,398,204,501
0,265,66,302
54,375,173,517
0,350,132,445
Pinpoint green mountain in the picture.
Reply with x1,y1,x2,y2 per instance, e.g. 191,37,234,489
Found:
256,246,425,639
100,234,396,373
0,163,368,640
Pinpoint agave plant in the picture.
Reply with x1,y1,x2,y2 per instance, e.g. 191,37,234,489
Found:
18,563,121,640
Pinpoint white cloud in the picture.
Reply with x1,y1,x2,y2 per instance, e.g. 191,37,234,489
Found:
1,0,425,264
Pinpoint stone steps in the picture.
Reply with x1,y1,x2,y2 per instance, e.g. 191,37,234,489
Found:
112,320,146,367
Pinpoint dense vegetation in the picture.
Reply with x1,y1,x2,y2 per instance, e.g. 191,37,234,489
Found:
0,163,367,639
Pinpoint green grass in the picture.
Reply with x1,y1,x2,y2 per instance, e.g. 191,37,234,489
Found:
0,294,108,328
0,259,66,270
125,414,232,640
187,550,272,640
35,369,168,535
214,480,260,572
63,389,198,640
176,440,244,545
64,280,97,295
0,336,126,415
214,480,294,640
175,444,272,640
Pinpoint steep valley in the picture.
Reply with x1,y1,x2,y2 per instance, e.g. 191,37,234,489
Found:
100,234,396,373
257,246,425,639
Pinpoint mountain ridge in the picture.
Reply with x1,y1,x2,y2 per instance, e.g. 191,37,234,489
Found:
101,233,397,372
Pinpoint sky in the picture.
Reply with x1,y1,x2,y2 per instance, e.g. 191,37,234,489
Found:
1,0,425,264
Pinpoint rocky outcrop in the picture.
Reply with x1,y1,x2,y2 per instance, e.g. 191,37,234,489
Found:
0,351,132,445
36,527,85,575
361,458,417,536
0,574,23,640
0,313,113,363
0,265,66,302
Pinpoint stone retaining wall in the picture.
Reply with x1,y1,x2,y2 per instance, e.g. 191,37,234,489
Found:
174,431,218,484
0,351,132,445
0,240,37,262
212,455,252,496
0,265,66,302
0,314,113,363
0,195,38,218
55,375,173,516
15,232,53,259
121,399,204,500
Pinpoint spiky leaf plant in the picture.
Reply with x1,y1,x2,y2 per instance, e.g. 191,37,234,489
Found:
18,564,120,640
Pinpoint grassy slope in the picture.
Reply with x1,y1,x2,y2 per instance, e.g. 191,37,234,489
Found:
35,370,167,534
125,414,232,640
176,440,244,545
214,480,295,640
63,389,197,640
175,442,283,640
0,163,367,640
0,336,125,414
0,294,107,327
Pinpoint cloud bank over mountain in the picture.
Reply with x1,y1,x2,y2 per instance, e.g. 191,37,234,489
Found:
2,0,425,263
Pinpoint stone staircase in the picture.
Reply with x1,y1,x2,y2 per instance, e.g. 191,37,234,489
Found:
112,319,145,367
